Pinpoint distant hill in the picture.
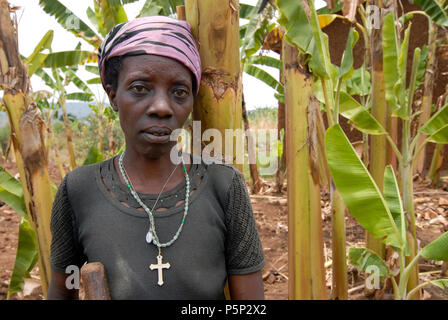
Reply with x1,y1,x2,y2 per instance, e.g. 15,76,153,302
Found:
63,102,94,119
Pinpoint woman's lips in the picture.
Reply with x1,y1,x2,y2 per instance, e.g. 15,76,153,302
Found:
140,127,172,144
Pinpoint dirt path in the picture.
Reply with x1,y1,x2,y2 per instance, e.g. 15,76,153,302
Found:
0,160,447,300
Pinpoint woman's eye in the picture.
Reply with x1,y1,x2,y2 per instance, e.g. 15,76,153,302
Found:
131,85,148,94
173,88,189,98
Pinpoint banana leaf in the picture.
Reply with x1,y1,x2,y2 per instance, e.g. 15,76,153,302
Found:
246,55,283,70
243,64,284,95
240,3,257,19
421,231,448,262
338,28,358,80
41,50,91,69
0,167,27,217
393,23,412,119
277,0,313,54
383,166,410,255
349,247,392,280
25,30,54,76
83,146,105,165
85,65,99,75
39,0,101,47
325,124,402,248
63,68,94,96
100,0,128,34
66,92,93,102
419,103,448,144
412,0,448,27
383,13,399,111
240,0,276,60
338,92,387,135
7,218,38,299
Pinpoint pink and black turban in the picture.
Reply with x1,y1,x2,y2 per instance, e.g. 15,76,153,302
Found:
98,16,201,94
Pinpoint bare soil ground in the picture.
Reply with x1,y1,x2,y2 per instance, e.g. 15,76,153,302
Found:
0,159,447,300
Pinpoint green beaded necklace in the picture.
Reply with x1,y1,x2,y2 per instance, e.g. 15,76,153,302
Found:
118,152,190,286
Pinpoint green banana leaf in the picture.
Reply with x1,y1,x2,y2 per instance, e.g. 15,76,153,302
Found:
39,0,101,47
85,65,99,76
383,13,399,111
66,92,93,102
243,64,284,95
25,30,54,76
240,0,275,60
345,67,371,97
338,28,358,80
277,0,313,54
338,92,387,135
383,166,410,255
34,69,56,89
138,0,184,17
7,218,38,299
83,146,105,165
87,77,102,85
246,55,283,71
325,124,402,248
349,247,392,280
100,0,128,34
63,68,94,96
419,103,448,144
0,168,38,299
412,0,448,27
0,167,27,217
426,125,448,144
41,50,91,70
393,23,412,119
421,231,448,262
240,3,257,19
431,279,448,290
308,0,331,79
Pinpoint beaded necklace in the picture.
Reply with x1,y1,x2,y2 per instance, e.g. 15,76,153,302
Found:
118,152,190,286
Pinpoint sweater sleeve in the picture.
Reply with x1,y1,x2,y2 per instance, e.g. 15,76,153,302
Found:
50,175,87,273
224,170,265,275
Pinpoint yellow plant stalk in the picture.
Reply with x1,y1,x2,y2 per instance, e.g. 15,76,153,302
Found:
185,0,243,170
283,42,327,300
0,0,54,295
366,0,387,259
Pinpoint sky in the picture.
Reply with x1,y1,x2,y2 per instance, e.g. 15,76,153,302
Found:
8,0,326,110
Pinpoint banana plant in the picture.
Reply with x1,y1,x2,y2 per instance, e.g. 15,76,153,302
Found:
0,166,37,299
325,123,448,300
34,58,94,171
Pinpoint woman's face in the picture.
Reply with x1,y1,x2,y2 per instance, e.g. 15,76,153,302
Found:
107,54,194,158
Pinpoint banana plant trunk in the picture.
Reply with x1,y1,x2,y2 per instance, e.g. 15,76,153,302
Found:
415,22,437,177
366,0,387,259
242,94,263,193
0,0,54,295
185,0,243,171
283,41,327,300
428,144,444,186
59,95,77,170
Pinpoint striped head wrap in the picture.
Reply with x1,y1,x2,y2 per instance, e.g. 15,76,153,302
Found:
98,16,201,94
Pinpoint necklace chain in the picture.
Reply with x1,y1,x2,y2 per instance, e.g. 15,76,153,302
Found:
118,152,190,248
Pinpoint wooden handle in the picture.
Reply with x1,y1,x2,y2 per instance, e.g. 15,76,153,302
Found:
81,262,111,300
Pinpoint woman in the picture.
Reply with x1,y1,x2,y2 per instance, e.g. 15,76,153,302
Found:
47,16,265,300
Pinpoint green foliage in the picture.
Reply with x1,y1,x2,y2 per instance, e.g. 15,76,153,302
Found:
83,146,105,165
349,248,392,281
325,124,448,298
0,167,38,299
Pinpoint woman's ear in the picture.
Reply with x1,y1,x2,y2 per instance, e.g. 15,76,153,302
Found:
105,85,118,112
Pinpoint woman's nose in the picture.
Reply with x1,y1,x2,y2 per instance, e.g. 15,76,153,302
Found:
146,91,173,118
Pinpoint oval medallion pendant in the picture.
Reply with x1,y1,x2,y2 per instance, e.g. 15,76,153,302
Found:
146,231,153,244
